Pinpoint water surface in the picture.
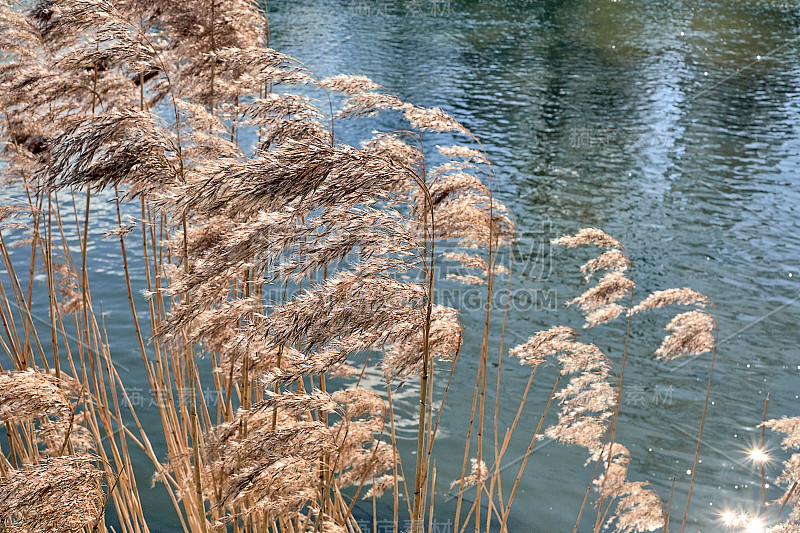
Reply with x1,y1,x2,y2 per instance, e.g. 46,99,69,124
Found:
3,1,800,531
266,1,800,530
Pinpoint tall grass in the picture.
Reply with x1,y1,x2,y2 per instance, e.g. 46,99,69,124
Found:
0,1,797,532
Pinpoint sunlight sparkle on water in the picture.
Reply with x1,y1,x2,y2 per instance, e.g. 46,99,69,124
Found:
720,511,766,532
720,511,737,526
746,517,765,532
747,446,771,465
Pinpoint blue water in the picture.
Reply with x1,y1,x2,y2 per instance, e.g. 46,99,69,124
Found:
265,1,800,531
2,1,800,531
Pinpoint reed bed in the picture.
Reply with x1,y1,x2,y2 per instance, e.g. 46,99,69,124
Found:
0,1,796,532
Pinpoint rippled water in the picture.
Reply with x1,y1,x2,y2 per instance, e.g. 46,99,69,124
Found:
265,1,800,531
3,1,800,531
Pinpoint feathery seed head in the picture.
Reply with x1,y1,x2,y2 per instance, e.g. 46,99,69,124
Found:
509,326,576,366
0,455,105,532
552,228,622,249
450,458,489,489
0,370,72,429
567,271,634,313
655,309,715,360
630,287,710,315
581,249,628,281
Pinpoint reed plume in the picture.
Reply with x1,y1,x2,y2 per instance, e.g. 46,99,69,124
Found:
654,309,715,361
765,417,800,524
0,369,72,428
553,228,632,328
0,455,106,532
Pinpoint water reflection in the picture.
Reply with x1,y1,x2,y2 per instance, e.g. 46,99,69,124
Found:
267,0,800,530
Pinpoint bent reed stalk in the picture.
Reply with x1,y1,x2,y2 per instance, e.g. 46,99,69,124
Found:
0,2,795,533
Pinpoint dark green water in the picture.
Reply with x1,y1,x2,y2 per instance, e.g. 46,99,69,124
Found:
2,0,800,531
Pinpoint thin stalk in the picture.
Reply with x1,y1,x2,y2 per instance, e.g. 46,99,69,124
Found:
386,373,412,520
499,375,561,531
680,320,719,533
427,464,436,533
776,481,799,519
486,263,514,529
761,394,769,508
410,159,436,533
474,244,495,533
454,350,483,533
45,194,60,380
209,0,216,114
664,476,676,533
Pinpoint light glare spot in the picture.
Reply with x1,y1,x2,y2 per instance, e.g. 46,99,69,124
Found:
720,511,736,526
748,447,770,464
746,517,765,532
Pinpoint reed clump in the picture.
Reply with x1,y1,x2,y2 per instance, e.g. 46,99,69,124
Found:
0,1,794,533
